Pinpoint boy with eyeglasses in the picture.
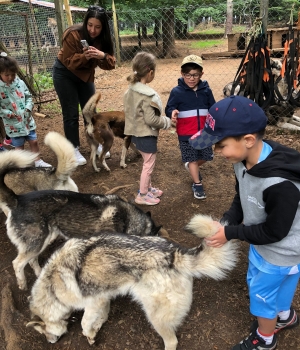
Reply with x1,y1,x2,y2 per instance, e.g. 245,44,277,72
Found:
165,55,215,199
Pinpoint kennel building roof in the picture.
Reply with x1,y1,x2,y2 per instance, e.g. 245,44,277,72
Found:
0,0,86,12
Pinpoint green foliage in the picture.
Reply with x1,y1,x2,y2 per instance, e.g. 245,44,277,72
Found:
190,39,224,49
42,100,61,115
33,72,53,92
193,25,247,35
192,6,225,24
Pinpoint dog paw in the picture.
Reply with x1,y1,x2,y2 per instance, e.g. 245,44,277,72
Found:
120,163,127,168
84,335,95,345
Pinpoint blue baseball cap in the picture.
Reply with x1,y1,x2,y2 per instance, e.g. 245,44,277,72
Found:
189,95,268,150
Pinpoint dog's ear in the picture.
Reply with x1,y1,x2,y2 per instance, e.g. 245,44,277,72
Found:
145,211,151,218
158,227,169,238
155,225,163,236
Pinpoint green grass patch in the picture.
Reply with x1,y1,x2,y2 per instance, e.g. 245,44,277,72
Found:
42,100,61,115
190,39,224,49
192,25,247,35
33,72,54,92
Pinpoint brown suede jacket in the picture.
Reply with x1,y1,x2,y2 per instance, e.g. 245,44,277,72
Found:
57,29,116,82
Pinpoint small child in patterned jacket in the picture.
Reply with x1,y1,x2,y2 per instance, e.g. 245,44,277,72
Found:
0,52,51,167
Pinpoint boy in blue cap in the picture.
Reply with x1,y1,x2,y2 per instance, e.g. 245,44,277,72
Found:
190,95,300,350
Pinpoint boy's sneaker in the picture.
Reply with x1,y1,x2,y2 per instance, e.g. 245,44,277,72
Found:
192,183,206,200
184,161,203,182
3,139,14,149
0,144,7,152
232,331,277,350
75,147,87,166
96,144,110,159
149,187,163,197
250,307,299,334
35,159,52,167
135,192,160,206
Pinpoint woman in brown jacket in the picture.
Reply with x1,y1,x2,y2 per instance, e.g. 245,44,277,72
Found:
52,6,116,165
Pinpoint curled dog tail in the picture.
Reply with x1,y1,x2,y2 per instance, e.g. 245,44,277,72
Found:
82,91,102,124
0,150,37,213
44,132,78,191
181,214,238,281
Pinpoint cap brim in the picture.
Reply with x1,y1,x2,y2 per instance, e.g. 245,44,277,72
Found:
181,62,203,68
189,129,221,150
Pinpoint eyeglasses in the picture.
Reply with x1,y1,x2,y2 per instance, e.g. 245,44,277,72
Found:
88,5,105,13
184,73,201,79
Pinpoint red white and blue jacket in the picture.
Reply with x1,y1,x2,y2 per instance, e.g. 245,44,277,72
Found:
165,78,215,141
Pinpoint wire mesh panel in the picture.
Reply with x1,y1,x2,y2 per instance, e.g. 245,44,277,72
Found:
0,1,300,128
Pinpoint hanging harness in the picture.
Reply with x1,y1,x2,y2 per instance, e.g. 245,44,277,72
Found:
230,18,274,109
274,22,300,107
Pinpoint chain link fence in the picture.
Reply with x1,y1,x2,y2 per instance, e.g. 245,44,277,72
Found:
0,1,300,127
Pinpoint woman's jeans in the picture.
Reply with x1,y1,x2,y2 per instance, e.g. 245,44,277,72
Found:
52,59,95,148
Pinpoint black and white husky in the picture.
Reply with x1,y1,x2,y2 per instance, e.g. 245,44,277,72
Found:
26,215,237,350
0,153,161,290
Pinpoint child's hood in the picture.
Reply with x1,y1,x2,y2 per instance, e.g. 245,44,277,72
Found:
0,76,20,89
129,82,162,113
248,139,300,182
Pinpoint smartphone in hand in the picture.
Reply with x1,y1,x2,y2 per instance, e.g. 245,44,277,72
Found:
80,40,89,49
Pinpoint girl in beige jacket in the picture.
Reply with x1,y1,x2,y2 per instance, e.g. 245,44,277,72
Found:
124,52,171,205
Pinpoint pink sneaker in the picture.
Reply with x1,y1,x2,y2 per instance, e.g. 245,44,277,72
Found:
135,192,160,206
3,138,14,149
149,187,163,197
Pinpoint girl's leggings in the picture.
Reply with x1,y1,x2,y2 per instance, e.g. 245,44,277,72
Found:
139,151,157,194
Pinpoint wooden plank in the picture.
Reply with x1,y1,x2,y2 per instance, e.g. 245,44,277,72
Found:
202,51,246,59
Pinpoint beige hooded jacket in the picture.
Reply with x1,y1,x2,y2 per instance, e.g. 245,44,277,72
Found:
124,82,170,137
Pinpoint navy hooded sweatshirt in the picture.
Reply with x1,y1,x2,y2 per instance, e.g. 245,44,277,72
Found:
165,78,215,141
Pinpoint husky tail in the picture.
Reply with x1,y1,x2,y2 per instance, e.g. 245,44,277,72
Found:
0,150,37,213
82,91,102,124
44,132,78,190
183,214,238,281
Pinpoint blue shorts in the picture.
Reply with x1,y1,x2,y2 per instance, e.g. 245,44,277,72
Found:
11,130,37,147
179,140,213,163
247,259,300,319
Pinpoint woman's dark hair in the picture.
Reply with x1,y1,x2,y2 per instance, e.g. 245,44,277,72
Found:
0,54,18,74
63,6,114,55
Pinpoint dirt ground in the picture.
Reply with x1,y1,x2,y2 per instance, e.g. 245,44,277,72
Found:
1,53,300,350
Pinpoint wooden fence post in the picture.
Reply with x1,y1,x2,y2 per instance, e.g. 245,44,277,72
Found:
63,0,73,26
53,0,65,46
112,0,121,67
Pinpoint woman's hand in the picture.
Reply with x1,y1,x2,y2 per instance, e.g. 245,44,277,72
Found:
84,46,106,60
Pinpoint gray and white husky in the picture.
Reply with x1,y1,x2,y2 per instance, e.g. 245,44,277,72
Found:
4,131,78,194
0,151,161,290
27,215,238,350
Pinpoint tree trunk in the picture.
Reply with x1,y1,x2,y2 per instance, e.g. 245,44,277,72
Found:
153,19,160,47
224,0,233,39
137,24,142,48
142,25,147,39
162,8,178,58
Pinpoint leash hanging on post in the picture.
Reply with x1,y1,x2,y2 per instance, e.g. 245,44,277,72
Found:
230,16,274,109
273,3,300,107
